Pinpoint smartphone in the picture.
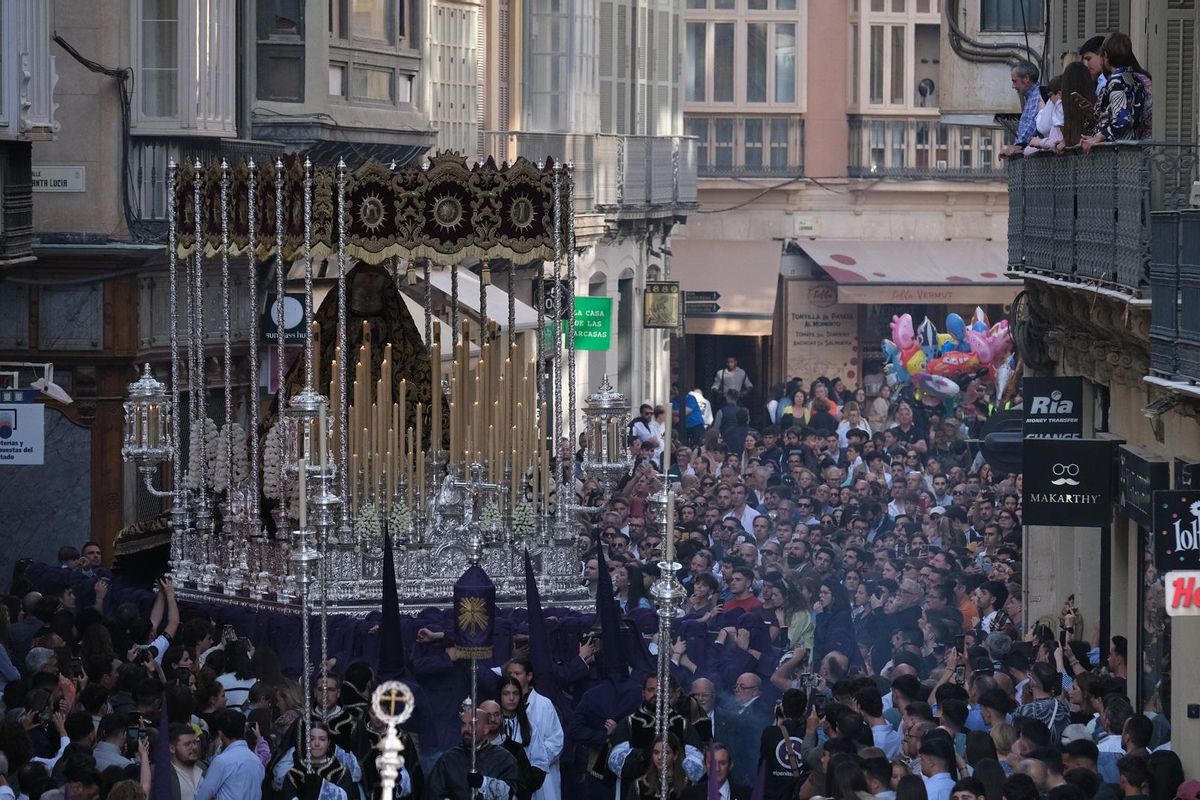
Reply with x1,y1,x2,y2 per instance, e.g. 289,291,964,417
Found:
125,727,141,757
70,657,83,679
812,694,827,717
954,664,966,685
175,667,191,684
954,635,965,655
222,624,236,643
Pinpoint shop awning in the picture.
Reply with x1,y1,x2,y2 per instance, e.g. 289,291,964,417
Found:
797,239,1020,305
425,267,540,332
397,293,481,359
671,239,782,336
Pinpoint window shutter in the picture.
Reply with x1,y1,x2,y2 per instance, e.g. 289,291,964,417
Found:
498,0,510,131
1095,0,1121,31
1164,11,1197,141
600,0,614,132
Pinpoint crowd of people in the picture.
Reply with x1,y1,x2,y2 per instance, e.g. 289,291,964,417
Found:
1001,31,1153,159
0,358,1187,800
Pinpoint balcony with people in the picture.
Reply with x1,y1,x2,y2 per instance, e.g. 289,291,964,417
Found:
1003,33,1200,388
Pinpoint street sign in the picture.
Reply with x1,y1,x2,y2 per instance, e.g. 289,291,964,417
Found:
644,281,680,328
684,302,721,314
684,290,721,302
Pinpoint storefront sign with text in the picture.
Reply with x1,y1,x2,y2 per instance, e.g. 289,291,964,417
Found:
573,296,613,350
1022,438,1114,527
1166,571,1200,616
1153,491,1200,571
1023,377,1084,439
784,281,859,381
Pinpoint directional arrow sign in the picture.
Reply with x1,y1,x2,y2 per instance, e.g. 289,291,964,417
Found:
684,302,721,314
684,290,721,302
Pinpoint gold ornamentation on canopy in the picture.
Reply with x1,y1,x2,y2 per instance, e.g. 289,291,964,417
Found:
174,151,570,266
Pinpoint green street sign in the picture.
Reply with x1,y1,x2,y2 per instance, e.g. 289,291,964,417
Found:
573,296,613,351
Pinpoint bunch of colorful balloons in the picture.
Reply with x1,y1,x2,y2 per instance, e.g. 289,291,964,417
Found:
881,308,1017,401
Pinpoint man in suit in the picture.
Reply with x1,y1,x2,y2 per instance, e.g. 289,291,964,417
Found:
682,744,751,800
715,673,773,787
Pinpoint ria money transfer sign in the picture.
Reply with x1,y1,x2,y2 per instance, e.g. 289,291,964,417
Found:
1023,376,1084,439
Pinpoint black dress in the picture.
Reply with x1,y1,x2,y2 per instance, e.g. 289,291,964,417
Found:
282,758,360,800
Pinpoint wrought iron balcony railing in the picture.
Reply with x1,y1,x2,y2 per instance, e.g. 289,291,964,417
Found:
1006,142,1199,297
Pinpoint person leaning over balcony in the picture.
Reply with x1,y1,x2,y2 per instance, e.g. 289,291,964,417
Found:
1024,75,1064,156
1001,61,1041,156
1081,33,1151,150
1079,36,1108,97
1056,62,1098,151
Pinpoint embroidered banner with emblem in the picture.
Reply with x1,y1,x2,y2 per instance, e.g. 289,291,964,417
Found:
174,152,570,267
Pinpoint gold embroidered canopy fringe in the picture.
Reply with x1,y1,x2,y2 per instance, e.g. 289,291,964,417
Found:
173,151,571,267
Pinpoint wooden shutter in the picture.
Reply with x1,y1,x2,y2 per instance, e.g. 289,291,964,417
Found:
1164,3,1198,141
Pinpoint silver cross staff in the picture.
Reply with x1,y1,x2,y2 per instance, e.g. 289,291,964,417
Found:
372,681,416,800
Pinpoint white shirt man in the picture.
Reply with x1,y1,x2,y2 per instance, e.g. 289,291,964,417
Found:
722,485,761,534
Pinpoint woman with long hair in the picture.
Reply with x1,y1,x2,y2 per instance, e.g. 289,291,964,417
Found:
621,733,688,800
497,675,534,748
271,681,306,745
812,578,861,669
613,564,652,613
762,574,815,653
281,723,359,800
216,639,258,713
971,759,1007,800
829,758,873,800
895,773,929,800
1058,61,1097,148
780,388,810,430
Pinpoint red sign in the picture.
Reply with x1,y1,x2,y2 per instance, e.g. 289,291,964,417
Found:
1166,571,1200,616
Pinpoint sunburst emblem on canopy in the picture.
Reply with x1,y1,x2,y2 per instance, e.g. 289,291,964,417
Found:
509,196,535,230
432,193,465,231
358,192,387,232
457,596,490,638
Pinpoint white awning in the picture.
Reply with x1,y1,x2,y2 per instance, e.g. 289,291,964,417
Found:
797,239,1020,305
398,293,480,359
425,267,540,332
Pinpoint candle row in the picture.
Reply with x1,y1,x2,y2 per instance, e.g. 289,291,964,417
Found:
322,319,548,517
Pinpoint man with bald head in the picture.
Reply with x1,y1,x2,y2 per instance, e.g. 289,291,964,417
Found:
689,678,717,744
425,703,523,800
482,699,537,800
717,673,772,786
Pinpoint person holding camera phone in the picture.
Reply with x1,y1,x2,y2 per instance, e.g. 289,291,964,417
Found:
1012,662,1071,739
130,577,180,666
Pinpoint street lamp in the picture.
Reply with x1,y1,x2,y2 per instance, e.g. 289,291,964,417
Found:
121,364,174,497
